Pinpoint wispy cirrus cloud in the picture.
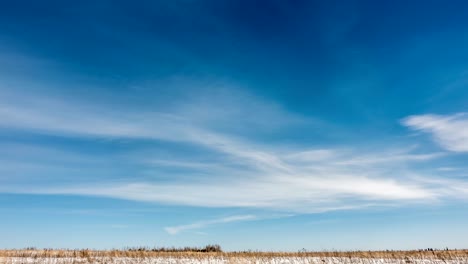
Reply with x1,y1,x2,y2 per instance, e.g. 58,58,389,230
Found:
403,113,468,152
164,215,257,235
0,85,464,215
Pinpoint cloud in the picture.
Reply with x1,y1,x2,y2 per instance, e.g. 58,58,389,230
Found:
333,152,446,166
0,85,303,175
2,144,446,213
24,174,434,211
164,215,257,235
0,86,463,214
403,113,468,152
110,224,129,229
0,93,188,141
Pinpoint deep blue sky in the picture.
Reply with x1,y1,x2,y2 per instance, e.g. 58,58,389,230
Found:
1,0,468,251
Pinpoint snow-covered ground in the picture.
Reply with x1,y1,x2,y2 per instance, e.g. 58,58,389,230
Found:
1,257,467,264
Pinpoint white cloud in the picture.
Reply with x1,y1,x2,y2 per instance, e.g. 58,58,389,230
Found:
25,173,434,212
164,215,257,235
437,167,459,172
0,95,189,141
334,152,445,166
0,87,463,214
2,144,446,213
0,87,301,174
284,149,337,162
403,113,468,152
110,224,129,229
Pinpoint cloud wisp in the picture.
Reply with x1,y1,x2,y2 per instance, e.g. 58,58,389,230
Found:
403,113,468,152
0,86,466,214
164,215,257,235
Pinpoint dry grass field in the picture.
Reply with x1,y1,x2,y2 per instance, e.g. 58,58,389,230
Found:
1,248,468,264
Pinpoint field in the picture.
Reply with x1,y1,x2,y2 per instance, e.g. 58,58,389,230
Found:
1,249,468,264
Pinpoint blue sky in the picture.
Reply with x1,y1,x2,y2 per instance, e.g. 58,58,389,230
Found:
1,0,468,251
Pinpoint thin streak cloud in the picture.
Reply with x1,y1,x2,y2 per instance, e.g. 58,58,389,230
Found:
165,215,257,235
0,88,465,214
403,113,468,152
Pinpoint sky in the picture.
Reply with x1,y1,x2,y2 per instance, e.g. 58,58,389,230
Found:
1,0,468,251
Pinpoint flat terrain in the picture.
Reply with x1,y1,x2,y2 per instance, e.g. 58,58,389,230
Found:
1,250,468,264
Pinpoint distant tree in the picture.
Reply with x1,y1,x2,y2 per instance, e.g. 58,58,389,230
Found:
202,244,222,252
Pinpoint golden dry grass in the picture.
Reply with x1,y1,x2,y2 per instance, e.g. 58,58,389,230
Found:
1,248,467,259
